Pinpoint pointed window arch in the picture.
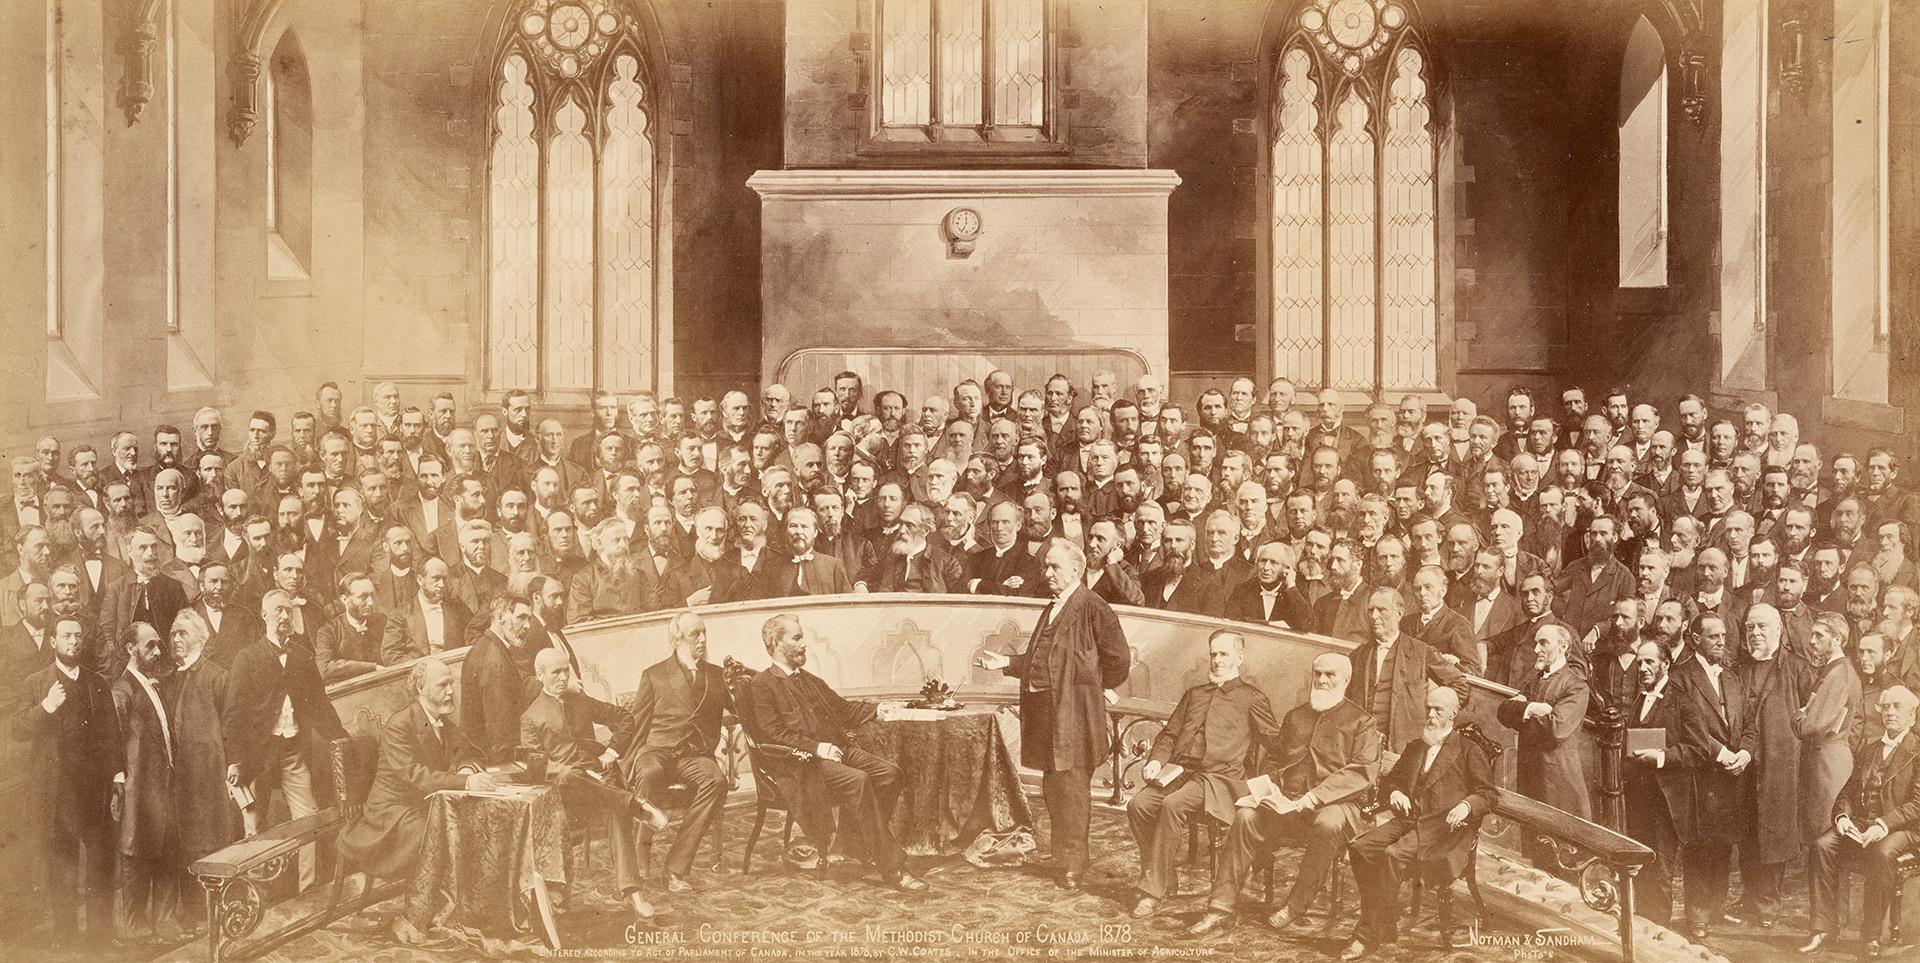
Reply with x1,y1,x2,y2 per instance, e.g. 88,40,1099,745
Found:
1618,16,1668,288
1266,0,1437,393
487,1,665,398
266,29,312,280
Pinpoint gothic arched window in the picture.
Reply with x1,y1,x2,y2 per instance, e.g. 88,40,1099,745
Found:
1267,0,1438,394
487,0,664,398
1618,15,1668,288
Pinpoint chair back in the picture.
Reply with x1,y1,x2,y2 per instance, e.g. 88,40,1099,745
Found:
1455,722,1505,761
330,735,380,823
721,656,802,809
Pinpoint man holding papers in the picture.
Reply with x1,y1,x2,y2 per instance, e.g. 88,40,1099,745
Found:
1122,629,1279,920
1189,652,1380,935
1801,685,1920,957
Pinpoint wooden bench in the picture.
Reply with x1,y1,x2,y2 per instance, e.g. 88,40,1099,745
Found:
189,736,393,963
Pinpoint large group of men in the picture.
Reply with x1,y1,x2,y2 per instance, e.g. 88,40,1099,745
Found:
3,368,1919,955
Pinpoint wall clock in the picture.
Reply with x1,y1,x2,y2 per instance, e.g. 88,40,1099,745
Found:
943,207,983,258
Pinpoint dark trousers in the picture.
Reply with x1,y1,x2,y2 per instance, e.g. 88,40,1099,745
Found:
1126,780,1207,899
1042,766,1094,875
1682,841,1732,928
1350,818,1470,946
1738,848,1789,919
790,747,904,877
1209,802,1363,914
629,751,724,879
43,829,115,945
1623,791,1679,925
1809,827,1914,938
119,852,181,934
554,769,643,895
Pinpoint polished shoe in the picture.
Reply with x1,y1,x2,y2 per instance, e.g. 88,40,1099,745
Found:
1864,940,1883,959
892,872,929,893
1722,911,1748,925
1059,871,1083,891
1131,897,1158,919
667,874,692,894
1339,940,1369,961
1690,926,1709,941
1265,907,1296,929
1799,933,1829,955
629,891,656,920
1188,911,1232,936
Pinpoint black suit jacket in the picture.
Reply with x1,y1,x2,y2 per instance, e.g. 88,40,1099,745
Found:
312,611,408,681
969,544,1042,596
1379,731,1498,876
864,546,964,594
98,573,190,675
1314,582,1373,642
1000,586,1131,771
1662,654,1750,844
626,656,729,761
1222,581,1312,629
222,636,346,786
1141,565,1224,617
761,554,855,597
13,662,122,839
338,701,481,880
1402,606,1481,675
1347,633,1470,748
461,630,533,765
1086,565,1145,608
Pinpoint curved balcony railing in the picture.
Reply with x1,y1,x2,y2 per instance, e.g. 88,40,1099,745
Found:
5,593,1660,961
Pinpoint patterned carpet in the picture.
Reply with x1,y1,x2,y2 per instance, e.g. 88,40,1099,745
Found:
35,805,1863,963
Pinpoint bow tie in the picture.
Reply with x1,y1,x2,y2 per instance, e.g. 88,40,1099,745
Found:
791,553,814,564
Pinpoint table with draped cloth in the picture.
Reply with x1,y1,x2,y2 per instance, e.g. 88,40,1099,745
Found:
404,785,568,948
853,704,1034,858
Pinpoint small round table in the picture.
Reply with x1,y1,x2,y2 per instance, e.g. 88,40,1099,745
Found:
854,704,1034,857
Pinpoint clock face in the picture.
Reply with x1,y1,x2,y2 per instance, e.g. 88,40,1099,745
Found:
548,3,592,50
1327,0,1378,50
947,208,982,239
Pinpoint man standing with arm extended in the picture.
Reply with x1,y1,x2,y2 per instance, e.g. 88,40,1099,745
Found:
977,538,1130,890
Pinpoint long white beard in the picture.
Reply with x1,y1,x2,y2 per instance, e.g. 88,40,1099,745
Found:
1421,723,1452,746
1309,688,1345,712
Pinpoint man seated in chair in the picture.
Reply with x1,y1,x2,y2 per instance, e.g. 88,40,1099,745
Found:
1190,652,1381,935
338,657,492,927
1124,629,1279,920
1343,686,1496,959
745,613,929,892
623,611,730,894
521,648,670,922
1802,684,1920,957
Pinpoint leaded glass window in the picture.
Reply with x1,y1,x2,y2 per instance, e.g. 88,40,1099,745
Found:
487,1,663,396
878,0,1048,140
1268,0,1437,393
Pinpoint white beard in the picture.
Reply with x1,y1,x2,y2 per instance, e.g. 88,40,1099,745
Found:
1309,688,1345,712
1421,723,1452,746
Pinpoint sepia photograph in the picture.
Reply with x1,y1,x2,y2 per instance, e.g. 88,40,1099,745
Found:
0,0,1913,961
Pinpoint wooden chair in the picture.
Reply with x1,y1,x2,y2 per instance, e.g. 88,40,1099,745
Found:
1407,723,1502,925
325,735,382,905
722,656,820,874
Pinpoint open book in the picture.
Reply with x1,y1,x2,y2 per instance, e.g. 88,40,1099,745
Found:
1235,774,1287,810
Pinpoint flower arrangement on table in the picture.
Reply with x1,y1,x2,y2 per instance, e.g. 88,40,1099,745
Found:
906,678,964,710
